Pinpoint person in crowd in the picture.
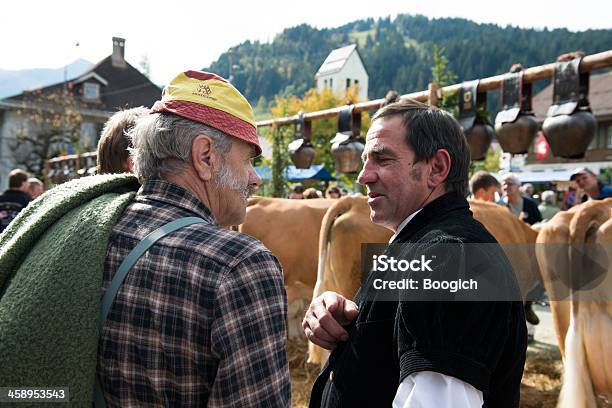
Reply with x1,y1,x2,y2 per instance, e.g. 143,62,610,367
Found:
538,190,561,221
501,174,543,328
96,107,150,174
303,99,526,407
26,177,43,199
98,70,290,406
570,167,612,202
501,174,542,225
289,183,305,199
520,183,534,198
469,170,501,202
303,187,323,199
0,169,33,232
325,186,342,199
561,186,577,210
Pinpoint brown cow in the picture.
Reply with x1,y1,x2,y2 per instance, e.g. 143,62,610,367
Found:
309,196,541,364
312,196,392,301
239,196,334,336
536,198,612,407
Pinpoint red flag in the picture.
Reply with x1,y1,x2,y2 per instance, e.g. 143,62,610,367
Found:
535,133,549,160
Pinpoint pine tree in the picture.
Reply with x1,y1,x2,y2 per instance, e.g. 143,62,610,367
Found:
431,44,457,87
431,45,458,115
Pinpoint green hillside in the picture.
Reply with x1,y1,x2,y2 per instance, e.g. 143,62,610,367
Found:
205,14,612,108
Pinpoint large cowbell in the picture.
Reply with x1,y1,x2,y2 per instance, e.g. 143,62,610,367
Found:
542,56,597,159
458,80,494,161
288,111,315,169
494,68,539,154
330,105,364,173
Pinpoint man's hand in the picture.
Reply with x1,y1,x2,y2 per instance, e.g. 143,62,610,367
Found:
302,291,359,350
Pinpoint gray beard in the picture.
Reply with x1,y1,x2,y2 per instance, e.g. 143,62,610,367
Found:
213,162,255,201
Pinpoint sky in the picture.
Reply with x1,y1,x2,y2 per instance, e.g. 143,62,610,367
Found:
1,0,610,85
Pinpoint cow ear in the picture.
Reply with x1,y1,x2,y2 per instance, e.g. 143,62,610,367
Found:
192,134,215,181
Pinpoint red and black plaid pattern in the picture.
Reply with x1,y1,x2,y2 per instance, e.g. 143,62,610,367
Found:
98,180,290,407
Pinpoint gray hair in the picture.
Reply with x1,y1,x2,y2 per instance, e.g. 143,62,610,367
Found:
128,113,233,182
541,190,555,204
520,183,534,195
27,177,43,187
502,173,521,186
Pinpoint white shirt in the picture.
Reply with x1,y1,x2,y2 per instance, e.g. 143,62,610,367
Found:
389,211,484,407
389,209,422,243
393,371,484,408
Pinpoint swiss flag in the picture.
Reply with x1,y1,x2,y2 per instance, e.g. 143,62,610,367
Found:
535,133,549,160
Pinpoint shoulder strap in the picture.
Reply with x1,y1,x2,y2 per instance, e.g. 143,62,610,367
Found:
99,216,207,334
95,216,207,408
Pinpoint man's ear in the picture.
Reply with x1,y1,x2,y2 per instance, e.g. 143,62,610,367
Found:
191,134,216,181
428,149,451,188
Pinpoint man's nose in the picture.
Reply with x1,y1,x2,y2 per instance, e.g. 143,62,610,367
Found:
249,166,261,187
357,161,375,186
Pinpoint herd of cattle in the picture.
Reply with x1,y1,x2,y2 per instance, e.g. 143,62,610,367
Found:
238,195,612,407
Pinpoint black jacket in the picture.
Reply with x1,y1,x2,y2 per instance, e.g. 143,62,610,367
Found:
0,189,31,233
0,189,31,208
519,196,542,225
310,192,527,408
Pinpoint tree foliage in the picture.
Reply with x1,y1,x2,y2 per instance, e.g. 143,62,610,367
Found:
470,148,501,175
261,86,369,196
10,88,83,176
431,45,457,87
430,45,499,172
206,15,612,108
430,44,459,115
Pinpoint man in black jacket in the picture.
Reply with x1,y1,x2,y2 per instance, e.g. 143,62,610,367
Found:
0,169,32,232
303,99,526,407
500,173,542,327
501,174,542,226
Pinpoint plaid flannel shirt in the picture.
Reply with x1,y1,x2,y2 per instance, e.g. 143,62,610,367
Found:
98,180,290,407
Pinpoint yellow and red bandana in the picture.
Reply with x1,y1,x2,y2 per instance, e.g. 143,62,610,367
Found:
151,70,261,155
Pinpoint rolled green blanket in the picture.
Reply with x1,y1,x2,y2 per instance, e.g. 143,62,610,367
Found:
0,174,139,406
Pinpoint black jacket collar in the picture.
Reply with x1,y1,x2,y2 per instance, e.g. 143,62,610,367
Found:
394,191,470,243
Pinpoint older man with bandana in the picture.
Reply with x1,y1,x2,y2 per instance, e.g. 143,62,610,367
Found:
97,71,290,407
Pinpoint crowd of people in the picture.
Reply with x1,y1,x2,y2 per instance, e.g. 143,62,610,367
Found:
469,167,611,223
286,166,611,214
468,167,611,340
289,184,345,200
0,169,43,232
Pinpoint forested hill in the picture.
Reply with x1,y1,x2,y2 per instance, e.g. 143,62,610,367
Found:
205,14,612,105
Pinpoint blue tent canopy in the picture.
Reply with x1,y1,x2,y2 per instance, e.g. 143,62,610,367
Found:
255,164,336,181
